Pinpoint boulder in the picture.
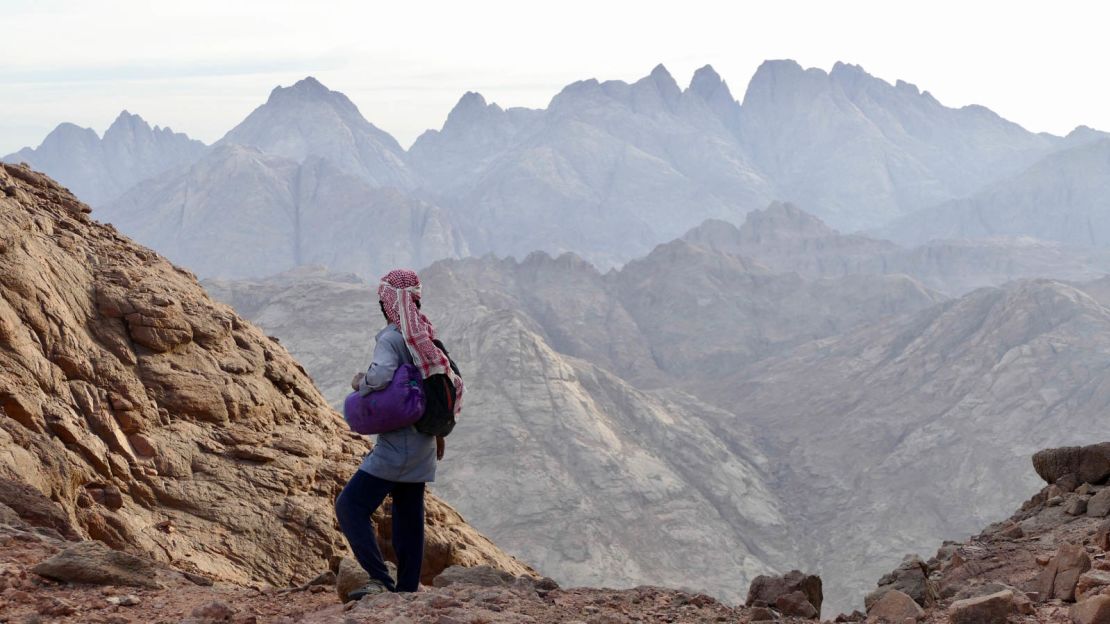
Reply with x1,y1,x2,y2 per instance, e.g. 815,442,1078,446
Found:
1097,520,1110,551
1068,497,1090,516
32,540,161,588
1071,595,1110,624
433,564,517,588
947,590,1013,624
1037,542,1091,602
1033,444,1110,486
1090,489,1110,518
867,589,923,622
866,556,937,609
1078,570,1110,601
776,590,819,619
335,557,371,602
746,569,823,617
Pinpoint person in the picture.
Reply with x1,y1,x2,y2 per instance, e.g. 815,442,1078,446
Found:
334,269,461,600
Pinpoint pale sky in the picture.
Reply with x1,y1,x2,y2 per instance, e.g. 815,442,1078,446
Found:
2,0,1108,155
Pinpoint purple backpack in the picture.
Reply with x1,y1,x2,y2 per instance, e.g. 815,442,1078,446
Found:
343,364,426,435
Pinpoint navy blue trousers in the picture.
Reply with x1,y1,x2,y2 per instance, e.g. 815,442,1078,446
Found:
335,469,425,592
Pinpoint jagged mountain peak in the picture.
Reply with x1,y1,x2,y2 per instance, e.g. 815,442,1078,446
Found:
688,64,731,100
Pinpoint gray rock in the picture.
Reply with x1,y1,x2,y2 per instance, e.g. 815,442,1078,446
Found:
32,540,162,588
1089,489,1110,517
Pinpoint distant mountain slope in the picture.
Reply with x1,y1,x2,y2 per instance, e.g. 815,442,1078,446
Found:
687,202,1110,295
218,76,418,189
98,144,465,279
737,60,1071,229
883,139,1110,247
691,278,1110,608
2,111,206,205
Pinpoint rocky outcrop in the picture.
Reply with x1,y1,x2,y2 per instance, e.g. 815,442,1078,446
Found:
0,163,528,589
1034,443,1110,486
100,145,466,279
746,570,822,619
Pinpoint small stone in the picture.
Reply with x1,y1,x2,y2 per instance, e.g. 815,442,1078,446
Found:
1037,555,1052,566
1048,496,1065,506
998,523,1024,538
191,600,236,621
748,606,776,620
947,590,1013,624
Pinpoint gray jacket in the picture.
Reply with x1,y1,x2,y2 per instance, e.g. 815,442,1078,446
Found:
357,324,437,483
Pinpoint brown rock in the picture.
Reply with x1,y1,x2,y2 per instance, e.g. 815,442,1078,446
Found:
1069,497,1091,516
746,569,822,617
1097,520,1110,551
867,589,923,622
32,540,162,588
776,590,819,619
866,557,937,609
0,163,531,594
1090,489,1110,517
748,606,777,620
1078,570,1110,601
1072,595,1110,624
1038,542,1092,602
433,564,517,588
189,600,236,622
947,590,1013,624
1033,444,1110,486
335,557,371,603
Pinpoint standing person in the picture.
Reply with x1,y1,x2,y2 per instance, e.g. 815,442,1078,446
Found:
335,269,462,600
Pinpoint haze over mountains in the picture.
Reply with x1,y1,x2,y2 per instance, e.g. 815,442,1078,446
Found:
7,60,1109,277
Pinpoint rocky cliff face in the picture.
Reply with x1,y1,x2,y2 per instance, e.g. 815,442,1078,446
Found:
2,111,206,206
0,163,528,590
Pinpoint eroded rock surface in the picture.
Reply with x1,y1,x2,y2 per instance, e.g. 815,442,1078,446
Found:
0,163,529,589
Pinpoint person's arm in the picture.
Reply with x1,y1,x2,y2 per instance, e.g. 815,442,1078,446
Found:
359,332,402,395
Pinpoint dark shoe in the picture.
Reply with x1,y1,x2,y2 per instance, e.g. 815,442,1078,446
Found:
347,578,389,602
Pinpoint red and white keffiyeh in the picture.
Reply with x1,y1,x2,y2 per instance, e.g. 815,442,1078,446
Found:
378,269,463,415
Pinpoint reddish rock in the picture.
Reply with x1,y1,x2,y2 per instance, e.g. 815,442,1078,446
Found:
1072,595,1110,624
1097,520,1110,551
1037,542,1092,602
947,590,1013,624
1078,570,1110,601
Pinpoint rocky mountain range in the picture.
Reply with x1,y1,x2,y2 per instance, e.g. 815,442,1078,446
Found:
99,144,466,278
686,202,1110,296
0,163,526,593
10,60,1109,278
2,111,206,206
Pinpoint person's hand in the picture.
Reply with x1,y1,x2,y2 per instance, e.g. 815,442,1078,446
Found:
436,436,445,461
351,372,365,391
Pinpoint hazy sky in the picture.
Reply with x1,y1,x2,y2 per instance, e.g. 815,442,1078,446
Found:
2,0,1108,154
